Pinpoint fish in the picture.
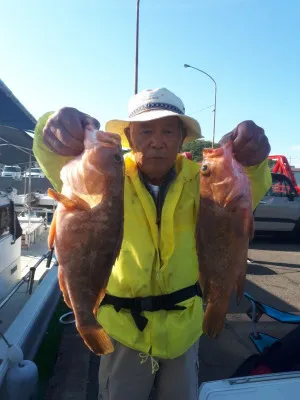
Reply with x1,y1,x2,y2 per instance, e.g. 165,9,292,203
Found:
195,141,254,338
48,125,124,355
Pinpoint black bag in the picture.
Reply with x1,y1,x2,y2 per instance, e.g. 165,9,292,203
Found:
232,325,300,377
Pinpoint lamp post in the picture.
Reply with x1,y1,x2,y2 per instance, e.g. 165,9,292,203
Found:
184,63,217,147
134,0,141,94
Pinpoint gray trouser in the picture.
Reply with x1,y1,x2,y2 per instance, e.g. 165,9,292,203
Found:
98,338,200,400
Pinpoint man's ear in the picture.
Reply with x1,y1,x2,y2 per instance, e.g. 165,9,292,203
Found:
179,127,187,151
124,126,133,148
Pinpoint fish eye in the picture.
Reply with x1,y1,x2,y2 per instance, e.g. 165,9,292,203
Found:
114,154,122,163
200,164,210,175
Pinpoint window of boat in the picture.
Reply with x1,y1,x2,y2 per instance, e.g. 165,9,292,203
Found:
0,204,10,236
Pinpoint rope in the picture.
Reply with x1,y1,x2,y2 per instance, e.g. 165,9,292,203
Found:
59,311,75,325
139,352,159,374
0,331,11,347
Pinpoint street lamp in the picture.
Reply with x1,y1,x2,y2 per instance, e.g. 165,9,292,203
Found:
184,63,217,147
134,0,141,94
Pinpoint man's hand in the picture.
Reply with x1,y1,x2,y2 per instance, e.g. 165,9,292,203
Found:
219,120,271,167
43,107,100,156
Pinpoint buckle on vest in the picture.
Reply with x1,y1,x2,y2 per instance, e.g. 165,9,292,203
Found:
196,282,202,297
137,296,154,312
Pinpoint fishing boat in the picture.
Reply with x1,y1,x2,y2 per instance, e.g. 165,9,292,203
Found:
0,79,61,399
0,190,59,399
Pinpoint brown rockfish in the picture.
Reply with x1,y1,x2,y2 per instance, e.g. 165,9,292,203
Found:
196,141,253,338
48,125,124,355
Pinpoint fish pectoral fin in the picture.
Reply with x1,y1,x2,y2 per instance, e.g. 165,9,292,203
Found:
48,188,90,211
224,193,244,210
211,178,232,202
227,206,252,238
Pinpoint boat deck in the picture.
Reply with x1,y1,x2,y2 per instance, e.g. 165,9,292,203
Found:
43,311,295,400
0,226,51,333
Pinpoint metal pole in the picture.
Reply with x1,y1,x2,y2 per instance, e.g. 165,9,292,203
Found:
134,0,140,94
28,151,32,228
0,138,32,154
212,82,217,148
28,267,36,295
184,64,217,147
24,173,27,195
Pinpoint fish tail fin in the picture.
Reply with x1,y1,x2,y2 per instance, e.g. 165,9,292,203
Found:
48,211,57,249
77,323,114,356
202,301,228,339
47,188,90,211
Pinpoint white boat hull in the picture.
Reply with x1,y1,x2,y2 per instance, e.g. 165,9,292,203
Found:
0,235,22,301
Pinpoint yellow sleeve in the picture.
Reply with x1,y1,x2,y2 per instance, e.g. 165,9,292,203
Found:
33,112,74,192
244,158,272,210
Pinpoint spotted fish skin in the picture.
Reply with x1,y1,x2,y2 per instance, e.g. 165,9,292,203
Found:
48,127,124,355
196,142,253,338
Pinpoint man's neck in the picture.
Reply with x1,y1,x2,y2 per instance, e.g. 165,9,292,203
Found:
145,177,163,186
139,170,172,186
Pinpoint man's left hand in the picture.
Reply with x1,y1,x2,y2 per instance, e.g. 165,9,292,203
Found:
219,120,271,167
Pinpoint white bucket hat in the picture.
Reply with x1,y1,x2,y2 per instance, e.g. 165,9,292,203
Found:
105,88,202,148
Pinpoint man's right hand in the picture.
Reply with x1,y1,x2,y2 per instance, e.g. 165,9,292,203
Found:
43,107,100,156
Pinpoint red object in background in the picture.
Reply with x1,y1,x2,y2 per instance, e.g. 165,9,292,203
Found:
250,364,272,376
180,152,193,160
180,152,202,165
268,155,300,194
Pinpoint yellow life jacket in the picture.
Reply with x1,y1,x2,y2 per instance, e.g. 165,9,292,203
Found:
97,152,203,359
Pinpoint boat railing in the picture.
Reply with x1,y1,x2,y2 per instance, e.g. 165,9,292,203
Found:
0,254,59,394
0,249,55,311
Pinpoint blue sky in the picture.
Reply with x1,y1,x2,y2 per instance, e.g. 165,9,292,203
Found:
1,0,300,165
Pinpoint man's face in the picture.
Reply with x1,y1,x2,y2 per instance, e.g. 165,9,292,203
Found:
125,116,185,184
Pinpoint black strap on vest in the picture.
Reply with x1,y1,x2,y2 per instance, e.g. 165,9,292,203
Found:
100,282,202,332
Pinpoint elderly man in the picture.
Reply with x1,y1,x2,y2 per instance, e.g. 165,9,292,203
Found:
33,88,271,400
